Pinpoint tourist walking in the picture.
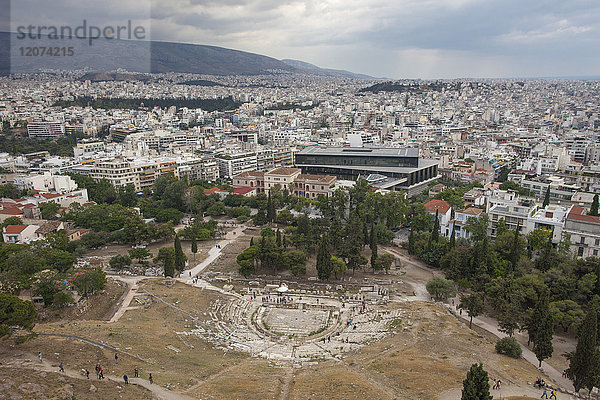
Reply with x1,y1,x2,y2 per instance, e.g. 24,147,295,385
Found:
123,374,129,384
85,369,90,379
59,362,64,373
149,373,153,384
541,389,548,399
38,352,42,362
115,353,119,364
550,390,557,399
134,367,139,378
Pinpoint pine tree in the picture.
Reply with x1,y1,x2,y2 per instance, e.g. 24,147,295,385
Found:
174,235,187,272
191,236,197,262
567,307,600,391
590,194,599,217
532,290,553,367
370,224,378,271
316,234,333,281
461,363,493,400
543,185,551,207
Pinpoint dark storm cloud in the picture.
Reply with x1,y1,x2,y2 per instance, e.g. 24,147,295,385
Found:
9,0,600,78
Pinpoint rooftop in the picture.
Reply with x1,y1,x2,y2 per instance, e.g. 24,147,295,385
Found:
567,205,600,224
424,199,451,214
4,225,29,234
267,167,301,176
297,146,419,158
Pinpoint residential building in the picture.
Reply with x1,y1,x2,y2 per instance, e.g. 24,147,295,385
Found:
424,199,452,236
449,208,485,240
27,122,65,138
564,205,600,258
3,224,40,243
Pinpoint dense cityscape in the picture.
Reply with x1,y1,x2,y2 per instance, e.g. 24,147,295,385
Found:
2,18,600,400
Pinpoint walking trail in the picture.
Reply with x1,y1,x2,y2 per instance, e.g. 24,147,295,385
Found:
383,246,576,398
106,224,247,323
2,352,195,400
179,224,246,281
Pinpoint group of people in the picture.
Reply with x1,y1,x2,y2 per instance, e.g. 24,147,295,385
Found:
535,377,557,399
491,378,502,389
43,349,154,387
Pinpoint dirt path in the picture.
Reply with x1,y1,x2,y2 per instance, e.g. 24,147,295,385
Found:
179,224,247,280
278,365,294,400
438,385,569,400
3,351,196,400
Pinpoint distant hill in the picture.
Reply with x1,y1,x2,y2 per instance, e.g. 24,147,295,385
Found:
77,72,150,82
1,32,373,78
359,81,461,94
281,59,377,80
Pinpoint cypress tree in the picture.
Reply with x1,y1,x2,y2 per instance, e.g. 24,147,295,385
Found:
316,234,332,281
449,224,456,249
510,221,521,272
461,363,493,400
543,185,551,207
267,192,275,222
567,306,600,391
408,229,415,255
282,235,287,250
532,290,553,367
191,236,197,262
276,229,282,247
174,235,187,272
250,237,255,246
163,254,175,278
431,210,440,243
590,194,599,217
370,224,378,271
363,222,369,247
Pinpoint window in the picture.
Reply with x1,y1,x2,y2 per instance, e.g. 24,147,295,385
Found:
578,247,584,257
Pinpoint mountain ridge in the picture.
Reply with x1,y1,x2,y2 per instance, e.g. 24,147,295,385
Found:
1,32,373,79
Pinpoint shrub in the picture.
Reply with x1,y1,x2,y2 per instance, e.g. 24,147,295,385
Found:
495,337,522,358
52,291,74,309
0,324,10,337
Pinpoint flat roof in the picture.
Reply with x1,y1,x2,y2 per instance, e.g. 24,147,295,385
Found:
296,159,438,174
297,146,419,158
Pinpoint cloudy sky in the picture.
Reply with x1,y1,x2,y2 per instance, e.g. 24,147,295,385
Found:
10,0,600,78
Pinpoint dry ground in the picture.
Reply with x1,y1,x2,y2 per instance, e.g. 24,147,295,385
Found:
0,361,153,400
1,261,556,400
289,301,543,400
37,278,128,323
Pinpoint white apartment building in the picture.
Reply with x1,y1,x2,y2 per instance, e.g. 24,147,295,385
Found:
27,121,65,138
448,208,485,240
525,205,567,243
486,190,535,236
13,172,78,194
217,151,258,179
564,205,600,258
